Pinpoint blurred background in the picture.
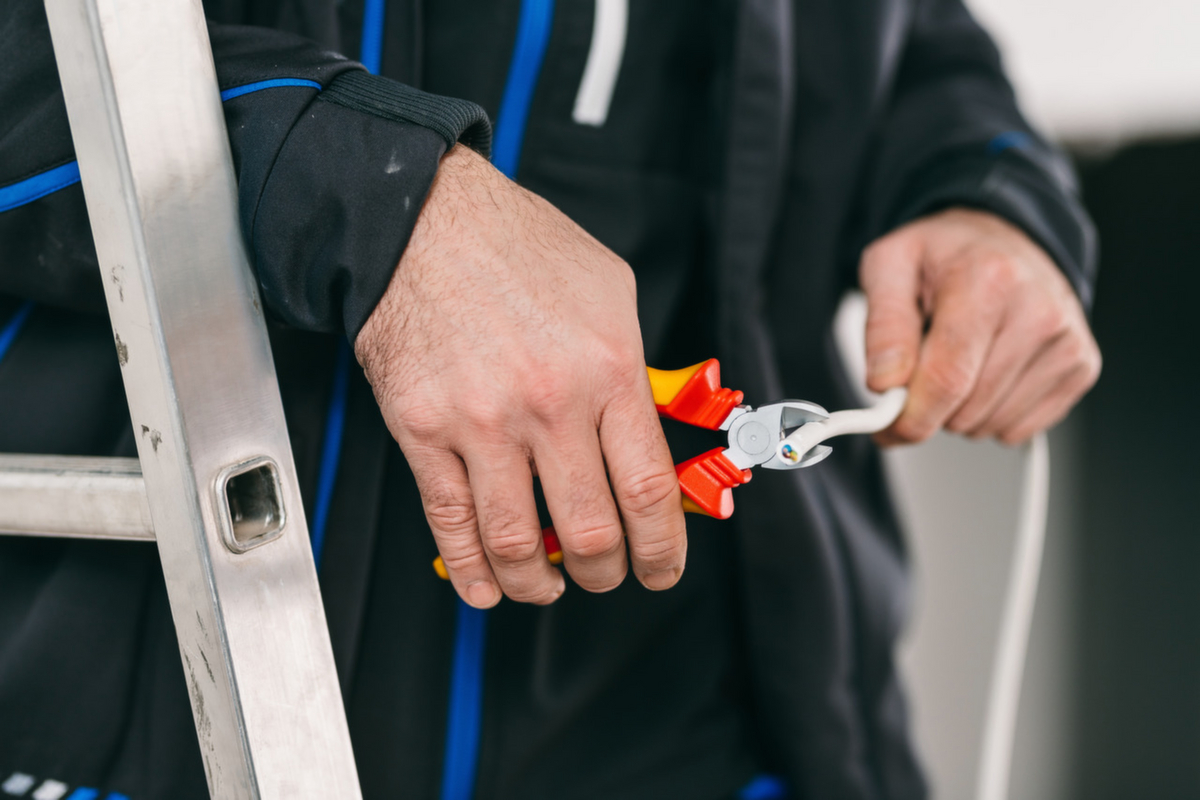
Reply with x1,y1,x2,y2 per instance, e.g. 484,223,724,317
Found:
886,1,1200,798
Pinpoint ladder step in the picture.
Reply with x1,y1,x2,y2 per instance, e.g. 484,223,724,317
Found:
0,455,152,540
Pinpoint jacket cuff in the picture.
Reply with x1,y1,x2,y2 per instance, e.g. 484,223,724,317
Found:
887,148,1098,311
246,72,491,339
319,71,492,158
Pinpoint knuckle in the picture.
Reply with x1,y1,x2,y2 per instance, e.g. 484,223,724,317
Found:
1058,330,1101,391
440,549,488,574
1029,304,1070,342
395,402,452,443
424,498,477,538
1061,331,1089,365
522,374,576,423
592,338,642,381
977,256,1018,295
615,259,638,299
924,358,974,403
1072,328,1102,372
462,398,510,432
484,524,543,564
1083,345,1103,386
563,523,624,561
615,468,679,516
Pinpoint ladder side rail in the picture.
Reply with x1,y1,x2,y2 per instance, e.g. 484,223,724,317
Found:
43,0,362,795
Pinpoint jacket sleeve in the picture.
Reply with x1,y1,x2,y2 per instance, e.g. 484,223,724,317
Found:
0,0,490,338
858,0,1097,309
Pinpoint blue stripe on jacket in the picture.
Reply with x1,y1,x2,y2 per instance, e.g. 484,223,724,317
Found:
0,78,322,215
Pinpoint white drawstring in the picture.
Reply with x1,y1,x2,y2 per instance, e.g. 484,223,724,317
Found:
572,0,628,126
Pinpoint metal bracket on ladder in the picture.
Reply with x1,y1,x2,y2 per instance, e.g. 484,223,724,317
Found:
0,0,363,795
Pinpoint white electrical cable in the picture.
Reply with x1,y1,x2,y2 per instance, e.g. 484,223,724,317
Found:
975,432,1049,800
781,377,1049,800
777,386,908,461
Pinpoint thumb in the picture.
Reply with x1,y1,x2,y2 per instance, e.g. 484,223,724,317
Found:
859,230,925,393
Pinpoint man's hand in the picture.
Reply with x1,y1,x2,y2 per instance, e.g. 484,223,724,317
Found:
860,208,1101,446
354,146,687,608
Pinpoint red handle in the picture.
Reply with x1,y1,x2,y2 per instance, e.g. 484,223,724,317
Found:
649,359,744,430
674,447,752,519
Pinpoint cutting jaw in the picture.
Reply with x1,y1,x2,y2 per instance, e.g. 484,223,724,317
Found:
720,400,833,471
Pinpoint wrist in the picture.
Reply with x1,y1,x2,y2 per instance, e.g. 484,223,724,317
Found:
353,145,499,372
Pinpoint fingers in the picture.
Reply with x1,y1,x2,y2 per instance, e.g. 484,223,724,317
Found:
992,368,1093,444
944,316,1052,435
532,425,627,593
406,446,502,609
882,267,1004,444
860,232,925,392
598,383,687,591
966,328,1101,444
463,445,566,605
860,209,1100,449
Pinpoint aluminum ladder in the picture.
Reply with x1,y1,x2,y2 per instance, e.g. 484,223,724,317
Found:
0,0,363,795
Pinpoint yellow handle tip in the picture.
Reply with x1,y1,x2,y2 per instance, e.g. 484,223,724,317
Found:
433,556,449,580
647,362,708,407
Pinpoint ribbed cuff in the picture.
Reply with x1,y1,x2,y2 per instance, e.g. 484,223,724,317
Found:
318,71,492,157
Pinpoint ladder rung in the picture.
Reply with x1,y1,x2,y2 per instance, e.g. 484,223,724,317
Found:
0,455,153,540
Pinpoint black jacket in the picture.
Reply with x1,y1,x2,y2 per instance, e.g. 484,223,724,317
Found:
0,1,1095,798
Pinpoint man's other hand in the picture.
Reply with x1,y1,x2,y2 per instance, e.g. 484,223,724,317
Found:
354,146,687,608
860,208,1101,446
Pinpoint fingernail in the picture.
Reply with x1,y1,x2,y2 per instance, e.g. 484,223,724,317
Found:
466,581,499,608
868,349,906,382
641,567,682,591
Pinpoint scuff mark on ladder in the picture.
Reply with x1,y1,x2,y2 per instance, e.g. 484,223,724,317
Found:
110,264,125,302
139,424,162,452
113,332,128,366
199,647,215,683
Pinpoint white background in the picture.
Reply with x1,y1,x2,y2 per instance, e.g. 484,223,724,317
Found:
969,0,1200,146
